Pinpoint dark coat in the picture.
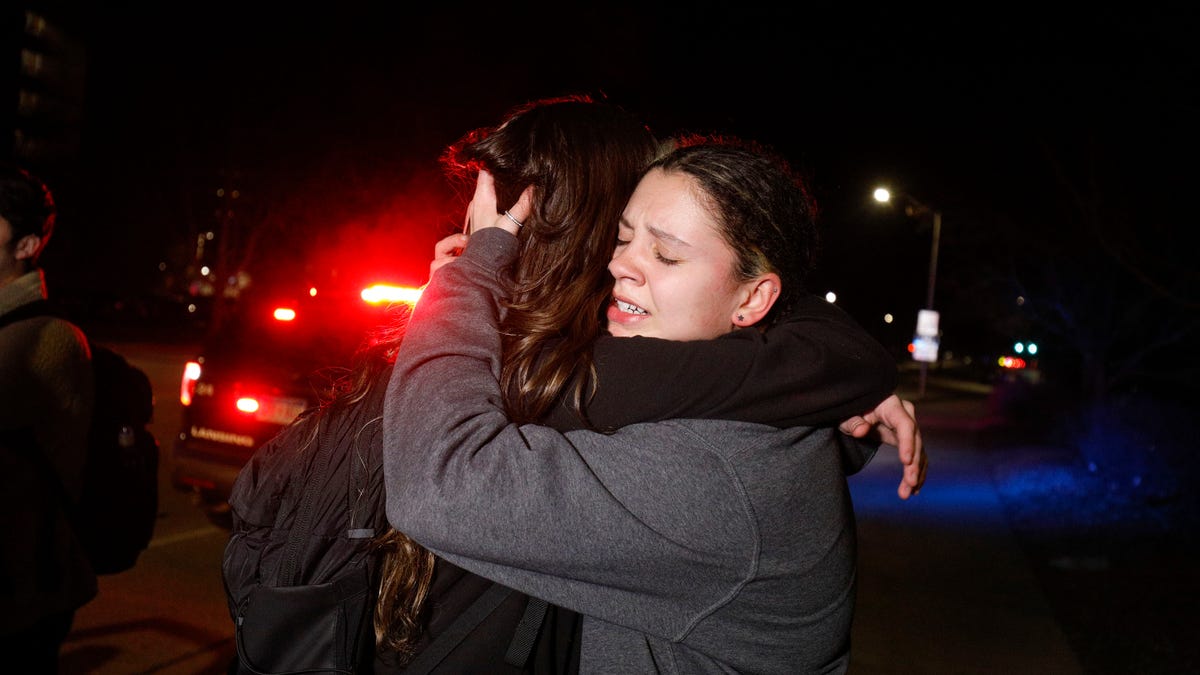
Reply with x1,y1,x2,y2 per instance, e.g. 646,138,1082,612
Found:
0,271,97,634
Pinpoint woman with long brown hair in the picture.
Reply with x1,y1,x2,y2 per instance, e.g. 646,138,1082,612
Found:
379,104,922,672
230,95,921,673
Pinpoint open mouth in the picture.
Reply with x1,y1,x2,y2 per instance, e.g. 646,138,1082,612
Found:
614,298,647,315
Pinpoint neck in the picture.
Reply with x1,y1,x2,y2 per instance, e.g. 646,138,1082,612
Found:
0,266,38,291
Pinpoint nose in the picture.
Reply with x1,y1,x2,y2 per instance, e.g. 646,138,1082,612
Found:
608,243,643,284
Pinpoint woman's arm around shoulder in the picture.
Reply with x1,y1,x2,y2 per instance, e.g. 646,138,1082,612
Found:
556,293,898,431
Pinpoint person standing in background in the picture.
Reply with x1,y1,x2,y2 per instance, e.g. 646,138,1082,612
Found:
0,163,96,674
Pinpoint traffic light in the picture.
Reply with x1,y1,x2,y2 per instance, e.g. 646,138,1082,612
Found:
1014,341,1038,355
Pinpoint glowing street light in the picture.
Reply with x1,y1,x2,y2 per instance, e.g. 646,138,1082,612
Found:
874,185,944,397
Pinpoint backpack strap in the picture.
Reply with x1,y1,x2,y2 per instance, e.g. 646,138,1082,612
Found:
402,581,514,675
504,596,549,667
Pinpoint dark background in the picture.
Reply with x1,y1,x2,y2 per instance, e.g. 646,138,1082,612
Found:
7,3,1197,393
9,7,1199,671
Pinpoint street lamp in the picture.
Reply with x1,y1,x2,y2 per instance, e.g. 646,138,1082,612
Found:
873,186,943,398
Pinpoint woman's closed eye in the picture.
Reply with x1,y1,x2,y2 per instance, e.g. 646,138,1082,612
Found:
654,248,680,265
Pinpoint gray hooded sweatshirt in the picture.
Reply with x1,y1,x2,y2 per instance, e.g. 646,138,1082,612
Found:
383,228,876,674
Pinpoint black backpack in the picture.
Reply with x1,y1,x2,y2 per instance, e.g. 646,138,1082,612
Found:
77,341,159,574
223,368,559,675
0,300,159,576
223,369,391,674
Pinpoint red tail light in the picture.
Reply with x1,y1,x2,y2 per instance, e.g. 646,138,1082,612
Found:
273,307,297,321
998,356,1027,369
236,397,260,413
180,361,201,406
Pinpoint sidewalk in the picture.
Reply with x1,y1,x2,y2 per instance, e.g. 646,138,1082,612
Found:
846,387,1083,674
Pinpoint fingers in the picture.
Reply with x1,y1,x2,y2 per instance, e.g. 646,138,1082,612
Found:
434,233,469,259
872,420,900,447
892,398,925,500
865,394,922,500
429,233,469,277
473,169,497,210
903,399,924,495
912,427,927,493
892,401,916,465
898,444,926,499
506,185,535,223
468,171,500,235
467,170,534,236
838,416,869,438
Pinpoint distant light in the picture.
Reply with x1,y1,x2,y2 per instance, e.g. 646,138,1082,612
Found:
231,190,240,199
1014,342,1025,354
362,284,423,305
873,188,891,203
180,361,202,406
216,188,224,197
19,49,43,77
206,231,215,240
200,265,210,276
824,291,837,303
158,262,167,272
308,287,318,297
884,313,894,324
273,307,296,321
1027,343,1038,355
24,11,47,37
17,90,39,115
236,397,260,413
907,342,915,353
187,304,197,313
999,356,1026,369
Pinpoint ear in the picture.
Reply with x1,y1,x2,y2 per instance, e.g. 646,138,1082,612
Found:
13,234,41,261
732,273,781,327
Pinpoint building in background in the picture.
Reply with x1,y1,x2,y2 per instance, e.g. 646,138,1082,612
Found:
3,4,87,185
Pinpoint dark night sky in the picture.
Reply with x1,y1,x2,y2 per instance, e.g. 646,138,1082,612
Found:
31,4,1198,355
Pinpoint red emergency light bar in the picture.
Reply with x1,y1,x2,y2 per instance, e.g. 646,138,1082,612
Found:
361,284,423,305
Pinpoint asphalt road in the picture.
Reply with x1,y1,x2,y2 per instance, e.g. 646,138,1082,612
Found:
58,341,1085,674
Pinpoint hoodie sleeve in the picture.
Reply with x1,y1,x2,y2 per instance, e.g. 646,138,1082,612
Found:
543,295,898,432
382,228,771,638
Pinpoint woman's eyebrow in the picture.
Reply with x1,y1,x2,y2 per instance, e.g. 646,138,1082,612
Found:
647,224,690,248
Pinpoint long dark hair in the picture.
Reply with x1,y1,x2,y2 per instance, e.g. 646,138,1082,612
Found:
442,94,665,422
363,95,663,659
304,321,439,659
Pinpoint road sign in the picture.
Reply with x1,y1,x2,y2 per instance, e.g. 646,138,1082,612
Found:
916,309,940,337
912,335,939,363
